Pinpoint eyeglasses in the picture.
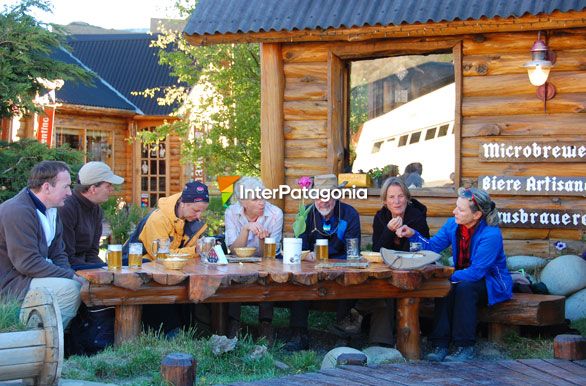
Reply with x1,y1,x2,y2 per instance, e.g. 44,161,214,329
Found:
462,189,480,210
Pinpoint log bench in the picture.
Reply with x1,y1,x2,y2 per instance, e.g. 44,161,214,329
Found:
421,292,566,342
478,293,566,342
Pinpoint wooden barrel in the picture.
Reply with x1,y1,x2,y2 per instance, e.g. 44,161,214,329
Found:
0,288,63,385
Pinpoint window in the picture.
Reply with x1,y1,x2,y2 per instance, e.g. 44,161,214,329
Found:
425,127,437,140
438,124,449,137
139,127,168,208
409,131,421,144
56,127,112,163
348,52,456,187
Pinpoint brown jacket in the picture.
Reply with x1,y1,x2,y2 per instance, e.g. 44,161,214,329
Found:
0,189,74,300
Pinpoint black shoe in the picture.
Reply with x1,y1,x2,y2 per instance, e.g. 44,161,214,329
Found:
425,346,449,362
445,346,475,362
284,329,309,351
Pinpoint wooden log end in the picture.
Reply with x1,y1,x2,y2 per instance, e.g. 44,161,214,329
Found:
161,352,197,386
336,353,367,367
553,334,586,360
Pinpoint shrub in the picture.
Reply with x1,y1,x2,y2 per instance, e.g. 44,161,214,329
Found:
102,197,150,244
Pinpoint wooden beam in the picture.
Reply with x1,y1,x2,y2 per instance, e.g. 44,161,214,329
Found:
184,11,586,46
327,52,346,174
260,43,285,209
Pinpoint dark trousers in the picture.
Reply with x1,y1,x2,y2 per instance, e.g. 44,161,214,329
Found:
289,301,354,329
431,279,488,348
228,302,273,322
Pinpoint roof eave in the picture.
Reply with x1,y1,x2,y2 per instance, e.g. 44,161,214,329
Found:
184,10,586,46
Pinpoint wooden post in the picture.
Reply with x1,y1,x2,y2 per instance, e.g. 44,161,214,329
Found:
114,305,142,345
554,334,586,360
396,298,420,360
160,352,196,386
260,43,285,209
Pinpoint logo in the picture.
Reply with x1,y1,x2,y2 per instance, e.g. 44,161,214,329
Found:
217,176,241,207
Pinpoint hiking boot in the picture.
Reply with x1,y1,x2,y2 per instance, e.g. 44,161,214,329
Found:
425,346,449,362
258,320,274,345
284,328,309,351
332,308,363,335
227,319,241,339
445,346,475,362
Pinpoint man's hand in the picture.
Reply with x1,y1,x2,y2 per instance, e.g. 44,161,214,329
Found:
247,222,269,239
303,251,316,261
395,225,415,238
387,216,403,232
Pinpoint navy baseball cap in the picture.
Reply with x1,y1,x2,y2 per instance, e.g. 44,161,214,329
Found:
181,181,209,203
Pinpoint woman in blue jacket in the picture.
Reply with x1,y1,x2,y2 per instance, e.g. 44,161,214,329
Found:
396,187,512,362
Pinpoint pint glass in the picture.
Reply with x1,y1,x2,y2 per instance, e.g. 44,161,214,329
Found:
107,244,122,270
314,239,329,261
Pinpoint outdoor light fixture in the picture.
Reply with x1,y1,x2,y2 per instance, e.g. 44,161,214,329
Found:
523,31,556,110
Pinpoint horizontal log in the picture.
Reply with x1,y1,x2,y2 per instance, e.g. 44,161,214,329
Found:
462,93,586,116
0,330,45,350
0,346,45,367
284,62,328,81
283,43,330,63
463,49,586,77
462,137,586,159
284,81,327,101
504,239,550,257
83,283,188,307
463,72,586,97
462,113,586,138
284,101,328,120
284,120,327,140
0,362,43,382
461,156,586,176
478,293,565,326
284,158,330,175
285,138,328,158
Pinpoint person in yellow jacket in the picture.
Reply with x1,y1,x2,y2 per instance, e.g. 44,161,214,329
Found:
139,181,209,260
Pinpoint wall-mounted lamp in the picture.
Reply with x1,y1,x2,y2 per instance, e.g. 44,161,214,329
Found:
523,32,556,110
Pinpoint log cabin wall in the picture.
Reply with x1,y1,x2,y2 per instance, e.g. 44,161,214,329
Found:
279,27,586,257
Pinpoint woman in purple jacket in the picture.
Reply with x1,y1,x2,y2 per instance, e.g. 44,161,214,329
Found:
396,187,512,362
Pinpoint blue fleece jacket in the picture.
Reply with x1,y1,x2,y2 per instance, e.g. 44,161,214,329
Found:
410,217,512,306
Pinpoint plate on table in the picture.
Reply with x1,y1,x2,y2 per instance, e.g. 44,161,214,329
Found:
227,256,262,263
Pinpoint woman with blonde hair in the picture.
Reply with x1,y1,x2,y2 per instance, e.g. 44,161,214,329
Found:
396,188,512,362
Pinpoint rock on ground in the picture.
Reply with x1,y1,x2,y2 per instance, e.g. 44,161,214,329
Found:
565,288,586,321
320,346,363,369
540,255,586,296
362,346,405,366
507,255,548,272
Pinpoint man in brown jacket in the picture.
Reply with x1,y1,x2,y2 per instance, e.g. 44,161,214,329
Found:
0,160,84,328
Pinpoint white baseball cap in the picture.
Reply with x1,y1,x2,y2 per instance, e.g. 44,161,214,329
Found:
78,162,124,185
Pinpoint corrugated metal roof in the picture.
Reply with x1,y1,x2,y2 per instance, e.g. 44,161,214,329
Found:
52,48,136,111
185,0,586,36
65,34,183,116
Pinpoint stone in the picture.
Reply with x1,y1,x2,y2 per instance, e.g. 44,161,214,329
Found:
362,346,405,366
210,334,237,356
565,288,586,321
320,347,363,370
274,360,290,370
507,255,548,272
247,345,268,360
540,255,586,296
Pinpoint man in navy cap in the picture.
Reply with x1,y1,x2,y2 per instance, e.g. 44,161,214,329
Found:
137,181,210,259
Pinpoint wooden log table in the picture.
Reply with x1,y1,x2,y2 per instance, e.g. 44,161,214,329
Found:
78,259,453,359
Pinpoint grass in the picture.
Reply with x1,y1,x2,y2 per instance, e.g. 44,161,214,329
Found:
499,332,553,359
571,318,586,336
0,296,26,333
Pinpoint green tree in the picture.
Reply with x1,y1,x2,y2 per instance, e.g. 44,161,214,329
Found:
135,1,260,177
0,0,92,119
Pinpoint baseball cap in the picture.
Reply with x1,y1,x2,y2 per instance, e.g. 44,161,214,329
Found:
181,181,209,203
78,162,124,185
312,174,348,190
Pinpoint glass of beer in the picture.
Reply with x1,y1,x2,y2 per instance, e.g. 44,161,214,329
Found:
128,242,143,269
152,238,170,260
107,244,122,270
263,237,277,259
315,239,329,261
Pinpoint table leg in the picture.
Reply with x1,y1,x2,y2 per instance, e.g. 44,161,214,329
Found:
211,303,228,335
396,298,420,360
114,304,142,345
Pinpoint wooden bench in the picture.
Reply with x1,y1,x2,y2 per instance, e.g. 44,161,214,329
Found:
420,293,566,342
478,293,566,342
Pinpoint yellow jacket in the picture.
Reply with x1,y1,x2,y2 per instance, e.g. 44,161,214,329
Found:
139,193,207,260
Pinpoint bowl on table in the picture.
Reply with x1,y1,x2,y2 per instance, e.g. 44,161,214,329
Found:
360,251,382,263
233,247,257,258
158,253,191,270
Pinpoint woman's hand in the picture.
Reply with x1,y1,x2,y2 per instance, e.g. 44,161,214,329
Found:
387,216,403,232
395,225,415,238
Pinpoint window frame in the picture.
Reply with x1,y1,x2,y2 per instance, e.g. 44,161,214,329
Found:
327,39,462,194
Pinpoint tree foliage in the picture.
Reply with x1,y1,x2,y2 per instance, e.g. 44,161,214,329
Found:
0,0,92,119
135,1,261,177
0,139,85,203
